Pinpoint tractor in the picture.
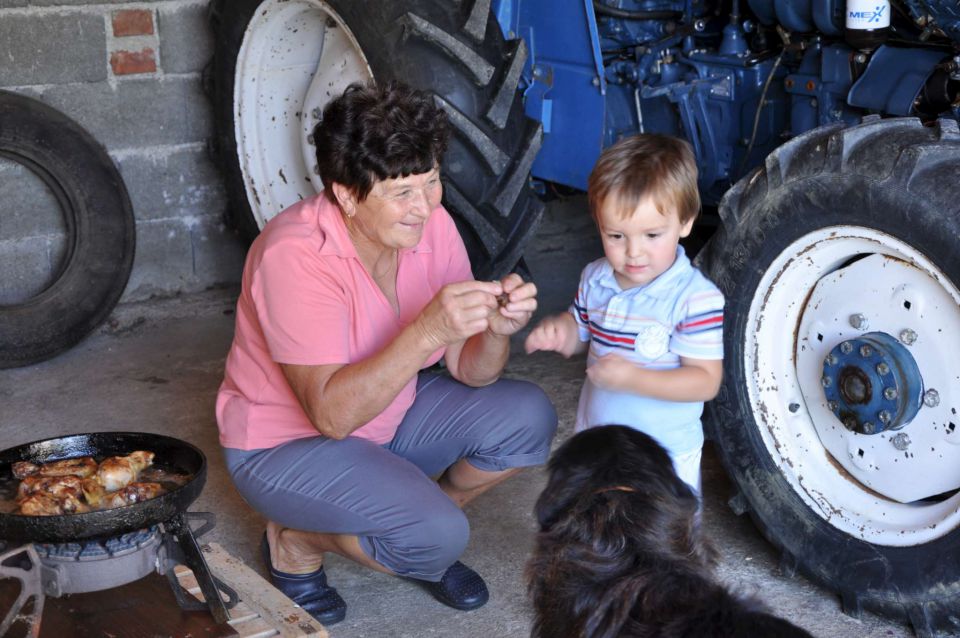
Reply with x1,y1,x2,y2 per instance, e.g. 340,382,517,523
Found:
207,1,960,634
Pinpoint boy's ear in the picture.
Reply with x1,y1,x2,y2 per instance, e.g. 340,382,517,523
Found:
679,216,695,238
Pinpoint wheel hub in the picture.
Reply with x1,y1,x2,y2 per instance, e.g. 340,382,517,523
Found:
822,332,923,435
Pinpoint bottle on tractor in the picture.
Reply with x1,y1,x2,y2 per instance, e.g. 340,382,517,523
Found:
208,1,960,635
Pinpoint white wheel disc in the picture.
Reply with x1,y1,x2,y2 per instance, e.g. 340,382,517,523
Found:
746,225,960,546
234,0,373,227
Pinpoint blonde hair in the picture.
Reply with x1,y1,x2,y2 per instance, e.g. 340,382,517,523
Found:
587,134,700,224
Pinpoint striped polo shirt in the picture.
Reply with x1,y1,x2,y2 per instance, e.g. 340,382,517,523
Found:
571,246,724,457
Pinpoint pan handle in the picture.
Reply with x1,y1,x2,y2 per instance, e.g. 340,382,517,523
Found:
161,513,238,625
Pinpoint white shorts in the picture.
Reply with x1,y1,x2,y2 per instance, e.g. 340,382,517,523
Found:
671,448,702,494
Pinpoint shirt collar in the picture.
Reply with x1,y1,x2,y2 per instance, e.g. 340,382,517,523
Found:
596,246,691,299
315,191,434,257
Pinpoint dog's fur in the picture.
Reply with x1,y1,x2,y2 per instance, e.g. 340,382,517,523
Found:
527,426,813,638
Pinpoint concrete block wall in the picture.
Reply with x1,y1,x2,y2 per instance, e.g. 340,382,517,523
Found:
0,0,246,303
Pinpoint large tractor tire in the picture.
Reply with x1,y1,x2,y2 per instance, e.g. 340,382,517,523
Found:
702,116,960,637
208,0,544,280
0,92,135,369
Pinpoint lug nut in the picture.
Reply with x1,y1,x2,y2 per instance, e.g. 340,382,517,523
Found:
822,376,833,387
877,362,890,375
891,432,911,450
883,387,898,400
843,416,858,430
849,313,868,330
828,401,838,411
900,329,918,345
878,410,891,424
859,345,873,357
825,353,838,366
862,421,875,434
924,389,940,408
840,341,853,354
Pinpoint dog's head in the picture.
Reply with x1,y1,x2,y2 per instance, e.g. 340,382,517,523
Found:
534,425,710,565
528,426,812,638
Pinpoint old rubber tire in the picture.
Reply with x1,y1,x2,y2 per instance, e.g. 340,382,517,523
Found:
702,117,960,637
208,0,544,279
0,92,135,369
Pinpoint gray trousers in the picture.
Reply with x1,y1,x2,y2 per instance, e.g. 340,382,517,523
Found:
223,373,557,581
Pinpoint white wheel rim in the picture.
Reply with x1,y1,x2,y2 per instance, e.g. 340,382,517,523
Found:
746,225,960,546
234,0,373,227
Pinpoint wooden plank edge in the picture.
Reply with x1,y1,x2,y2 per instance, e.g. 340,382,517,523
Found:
200,542,329,637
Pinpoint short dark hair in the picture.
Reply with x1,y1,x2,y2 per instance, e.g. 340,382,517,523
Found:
587,134,700,224
313,81,450,203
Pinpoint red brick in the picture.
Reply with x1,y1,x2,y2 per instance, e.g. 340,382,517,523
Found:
110,49,157,75
112,9,154,37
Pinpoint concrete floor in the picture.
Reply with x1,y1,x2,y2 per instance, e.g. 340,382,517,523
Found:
0,197,914,637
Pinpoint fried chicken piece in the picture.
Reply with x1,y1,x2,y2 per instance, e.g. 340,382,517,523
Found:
125,451,155,472
58,492,91,514
16,476,91,515
11,461,40,479
18,493,63,516
96,451,155,491
81,477,106,507
38,456,98,479
100,482,164,509
16,475,83,502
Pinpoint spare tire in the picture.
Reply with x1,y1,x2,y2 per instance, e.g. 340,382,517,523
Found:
0,91,135,369
208,0,544,279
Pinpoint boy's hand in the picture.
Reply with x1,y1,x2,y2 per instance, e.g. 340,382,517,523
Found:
524,313,579,357
586,353,639,392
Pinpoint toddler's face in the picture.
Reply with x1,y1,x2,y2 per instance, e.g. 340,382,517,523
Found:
597,196,693,289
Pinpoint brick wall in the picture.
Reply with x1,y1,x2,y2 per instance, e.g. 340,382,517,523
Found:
0,0,245,303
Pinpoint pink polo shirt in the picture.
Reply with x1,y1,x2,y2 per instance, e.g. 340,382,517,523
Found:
216,193,473,450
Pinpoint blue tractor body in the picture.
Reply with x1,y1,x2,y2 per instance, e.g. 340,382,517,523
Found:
490,0,960,204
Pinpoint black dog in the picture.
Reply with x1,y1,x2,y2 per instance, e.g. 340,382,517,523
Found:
527,426,813,638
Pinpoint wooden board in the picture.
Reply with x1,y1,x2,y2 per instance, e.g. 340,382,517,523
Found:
185,542,329,638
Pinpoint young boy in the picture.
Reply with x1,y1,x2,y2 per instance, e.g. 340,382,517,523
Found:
525,134,724,492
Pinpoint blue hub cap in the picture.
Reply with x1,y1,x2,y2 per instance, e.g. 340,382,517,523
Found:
822,332,924,435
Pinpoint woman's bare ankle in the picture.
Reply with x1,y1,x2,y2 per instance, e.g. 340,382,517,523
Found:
266,521,324,574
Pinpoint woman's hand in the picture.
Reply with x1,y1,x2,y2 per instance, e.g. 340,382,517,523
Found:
487,274,537,337
415,280,504,348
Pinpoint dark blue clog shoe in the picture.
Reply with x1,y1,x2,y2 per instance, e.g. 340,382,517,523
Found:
260,533,347,625
415,561,489,611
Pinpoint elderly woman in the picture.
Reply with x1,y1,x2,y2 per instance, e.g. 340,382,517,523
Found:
215,81,557,625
